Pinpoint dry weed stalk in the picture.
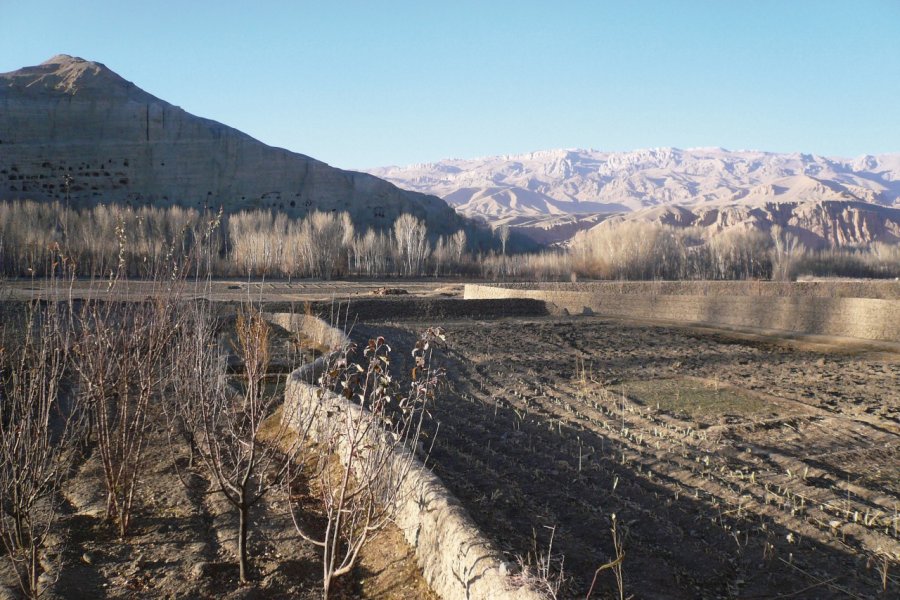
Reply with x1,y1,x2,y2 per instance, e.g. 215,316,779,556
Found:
512,525,568,599
586,514,628,600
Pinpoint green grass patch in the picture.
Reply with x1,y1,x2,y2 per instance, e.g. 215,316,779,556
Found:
621,377,773,422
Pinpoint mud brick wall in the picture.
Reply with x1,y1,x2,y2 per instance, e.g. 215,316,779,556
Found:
464,283,900,343
275,314,544,600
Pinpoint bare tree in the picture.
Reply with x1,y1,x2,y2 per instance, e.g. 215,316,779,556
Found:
290,328,445,598
497,224,511,256
708,229,772,280
450,229,467,268
298,211,352,279
228,210,279,277
0,280,83,598
571,221,680,280
169,303,303,583
351,228,391,277
393,214,430,276
432,235,449,277
771,225,805,281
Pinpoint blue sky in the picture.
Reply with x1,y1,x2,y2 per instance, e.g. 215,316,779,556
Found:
3,1,899,169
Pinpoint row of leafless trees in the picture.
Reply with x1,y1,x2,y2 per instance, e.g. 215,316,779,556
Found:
0,201,475,279
0,201,214,278
473,223,780,282
568,222,778,280
477,221,900,282
3,200,897,282
218,210,470,279
564,222,899,281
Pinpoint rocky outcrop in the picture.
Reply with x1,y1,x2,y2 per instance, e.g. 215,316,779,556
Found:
599,200,900,248
0,55,464,234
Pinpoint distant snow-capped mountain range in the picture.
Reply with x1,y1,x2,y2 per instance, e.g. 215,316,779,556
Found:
366,148,900,246
368,147,900,216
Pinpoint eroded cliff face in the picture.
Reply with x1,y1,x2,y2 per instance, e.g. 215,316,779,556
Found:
0,55,462,233
598,200,900,248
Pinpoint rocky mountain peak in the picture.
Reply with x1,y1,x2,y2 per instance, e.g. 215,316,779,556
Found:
40,54,89,66
3,54,142,100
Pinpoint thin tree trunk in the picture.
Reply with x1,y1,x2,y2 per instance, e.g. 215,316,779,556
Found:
30,543,39,599
238,499,249,583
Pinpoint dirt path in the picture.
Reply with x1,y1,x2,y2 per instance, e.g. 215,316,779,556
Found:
2,279,463,304
45,424,320,599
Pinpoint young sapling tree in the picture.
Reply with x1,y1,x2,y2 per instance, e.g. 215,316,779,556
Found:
290,328,445,598
0,279,84,598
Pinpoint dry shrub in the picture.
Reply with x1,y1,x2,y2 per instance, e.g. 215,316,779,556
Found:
0,271,84,598
168,301,303,583
71,277,183,538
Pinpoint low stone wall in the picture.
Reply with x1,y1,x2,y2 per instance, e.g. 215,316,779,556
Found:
464,283,900,343
265,313,349,349
275,314,544,600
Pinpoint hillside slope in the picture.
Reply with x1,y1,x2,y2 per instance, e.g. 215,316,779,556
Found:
0,55,464,233
598,200,900,248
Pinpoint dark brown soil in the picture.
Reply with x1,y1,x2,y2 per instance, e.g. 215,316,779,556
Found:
4,281,897,599
301,297,550,323
355,315,900,599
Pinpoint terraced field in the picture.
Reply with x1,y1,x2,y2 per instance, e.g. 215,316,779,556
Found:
355,316,899,599
4,278,896,598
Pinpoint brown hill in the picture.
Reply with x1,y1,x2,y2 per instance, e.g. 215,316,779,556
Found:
0,55,463,233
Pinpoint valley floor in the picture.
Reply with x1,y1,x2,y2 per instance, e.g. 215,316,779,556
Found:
2,282,897,598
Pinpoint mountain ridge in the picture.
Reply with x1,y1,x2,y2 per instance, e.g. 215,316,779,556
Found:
368,147,900,213
367,147,900,245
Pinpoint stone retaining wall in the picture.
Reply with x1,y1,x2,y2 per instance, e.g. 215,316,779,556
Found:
275,313,544,600
266,313,350,349
464,283,900,343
